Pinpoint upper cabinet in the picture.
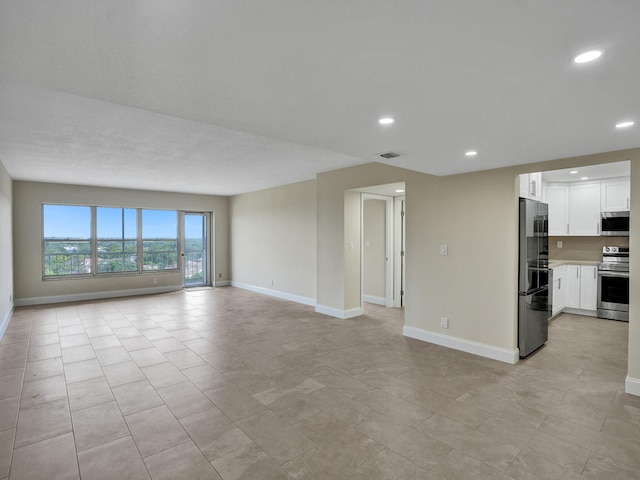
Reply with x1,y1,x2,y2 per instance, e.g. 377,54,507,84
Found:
547,184,569,235
519,172,543,200
568,183,601,236
546,181,612,236
601,179,630,211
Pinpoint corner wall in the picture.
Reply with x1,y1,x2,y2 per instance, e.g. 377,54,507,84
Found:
0,160,13,337
12,181,229,305
229,179,317,305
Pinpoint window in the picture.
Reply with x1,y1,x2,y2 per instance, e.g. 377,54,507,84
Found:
43,205,92,276
142,209,178,271
43,204,179,278
97,207,138,273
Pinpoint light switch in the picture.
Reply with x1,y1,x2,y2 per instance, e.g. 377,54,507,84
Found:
349,240,354,250
557,240,563,248
440,244,448,255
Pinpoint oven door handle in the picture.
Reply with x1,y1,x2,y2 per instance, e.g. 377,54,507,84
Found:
598,271,629,278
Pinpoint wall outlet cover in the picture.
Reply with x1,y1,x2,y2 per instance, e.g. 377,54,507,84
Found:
440,244,448,255
440,317,449,329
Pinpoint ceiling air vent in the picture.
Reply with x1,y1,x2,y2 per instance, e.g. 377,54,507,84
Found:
380,151,402,159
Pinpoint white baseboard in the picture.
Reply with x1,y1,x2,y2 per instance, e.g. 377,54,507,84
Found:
403,325,519,364
625,376,640,397
0,303,14,340
315,305,363,319
214,280,231,287
14,286,182,307
230,281,316,307
363,295,386,306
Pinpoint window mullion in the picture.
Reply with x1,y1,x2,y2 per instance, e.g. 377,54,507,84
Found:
91,206,97,276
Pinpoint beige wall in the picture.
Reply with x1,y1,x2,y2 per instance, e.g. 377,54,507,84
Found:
229,180,316,302
363,198,386,299
12,181,229,303
0,160,13,331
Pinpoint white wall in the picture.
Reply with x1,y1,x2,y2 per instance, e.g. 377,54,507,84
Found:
12,181,229,304
363,198,386,301
229,180,316,304
0,159,13,337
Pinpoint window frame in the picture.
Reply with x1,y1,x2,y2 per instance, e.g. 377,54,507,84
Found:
42,203,180,280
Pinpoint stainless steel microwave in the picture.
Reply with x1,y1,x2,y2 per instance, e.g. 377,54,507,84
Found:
601,211,629,236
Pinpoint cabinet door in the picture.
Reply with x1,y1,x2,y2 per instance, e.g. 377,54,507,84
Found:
547,185,569,235
565,265,581,308
569,183,601,235
529,172,542,200
552,266,566,315
601,180,630,211
579,265,598,311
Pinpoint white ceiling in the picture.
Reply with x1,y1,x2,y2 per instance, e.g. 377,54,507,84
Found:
1,1,639,196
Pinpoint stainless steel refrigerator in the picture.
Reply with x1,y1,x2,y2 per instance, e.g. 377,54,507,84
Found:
518,198,551,358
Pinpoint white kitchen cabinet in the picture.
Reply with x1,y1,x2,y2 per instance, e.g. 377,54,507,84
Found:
579,265,598,311
568,183,601,236
565,264,581,309
551,265,566,316
563,264,597,312
601,179,630,211
519,172,543,200
547,184,569,235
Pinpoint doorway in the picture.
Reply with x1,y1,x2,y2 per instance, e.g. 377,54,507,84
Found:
182,212,210,287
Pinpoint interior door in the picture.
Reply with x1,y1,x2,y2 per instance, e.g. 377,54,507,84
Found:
183,212,209,287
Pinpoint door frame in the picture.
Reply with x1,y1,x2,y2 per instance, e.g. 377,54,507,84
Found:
361,194,394,308
180,211,212,288
394,196,405,307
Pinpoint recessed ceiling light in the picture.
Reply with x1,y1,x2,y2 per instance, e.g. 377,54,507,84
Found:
569,170,579,174
465,150,478,157
615,121,635,128
395,189,405,193
581,176,589,180
573,50,602,64
378,117,394,125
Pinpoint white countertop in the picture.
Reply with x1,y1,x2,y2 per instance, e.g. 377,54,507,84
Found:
549,260,600,268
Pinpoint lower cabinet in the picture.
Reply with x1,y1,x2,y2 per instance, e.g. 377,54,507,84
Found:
551,265,565,316
562,264,597,312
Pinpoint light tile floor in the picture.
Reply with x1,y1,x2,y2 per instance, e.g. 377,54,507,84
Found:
0,287,638,479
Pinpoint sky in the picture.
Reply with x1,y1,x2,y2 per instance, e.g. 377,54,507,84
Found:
44,205,178,239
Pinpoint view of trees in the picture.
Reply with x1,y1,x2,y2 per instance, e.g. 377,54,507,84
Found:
43,205,206,281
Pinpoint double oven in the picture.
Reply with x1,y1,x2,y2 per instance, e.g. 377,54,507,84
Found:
597,246,629,322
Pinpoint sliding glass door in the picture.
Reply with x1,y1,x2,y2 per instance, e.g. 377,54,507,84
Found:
183,212,209,287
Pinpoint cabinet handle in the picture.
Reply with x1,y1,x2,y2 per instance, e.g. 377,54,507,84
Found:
576,268,579,278
558,278,562,289
594,268,596,279
566,223,569,234
531,179,536,197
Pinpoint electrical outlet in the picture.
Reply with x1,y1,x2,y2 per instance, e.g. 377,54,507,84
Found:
218,273,222,279
557,240,563,248
152,278,158,285
440,244,448,256
440,317,449,329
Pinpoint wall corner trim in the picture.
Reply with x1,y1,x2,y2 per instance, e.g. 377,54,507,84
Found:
402,325,519,364
230,281,316,307
0,303,15,340
315,305,363,319
14,286,181,307
625,375,640,397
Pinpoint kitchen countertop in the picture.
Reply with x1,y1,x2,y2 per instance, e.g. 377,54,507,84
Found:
549,260,600,268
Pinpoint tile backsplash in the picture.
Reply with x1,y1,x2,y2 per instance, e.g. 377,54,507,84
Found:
550,236,629,261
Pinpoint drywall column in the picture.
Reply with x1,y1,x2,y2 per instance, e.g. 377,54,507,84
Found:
627,158,640,395
0,160,13,337
316,162,413,318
